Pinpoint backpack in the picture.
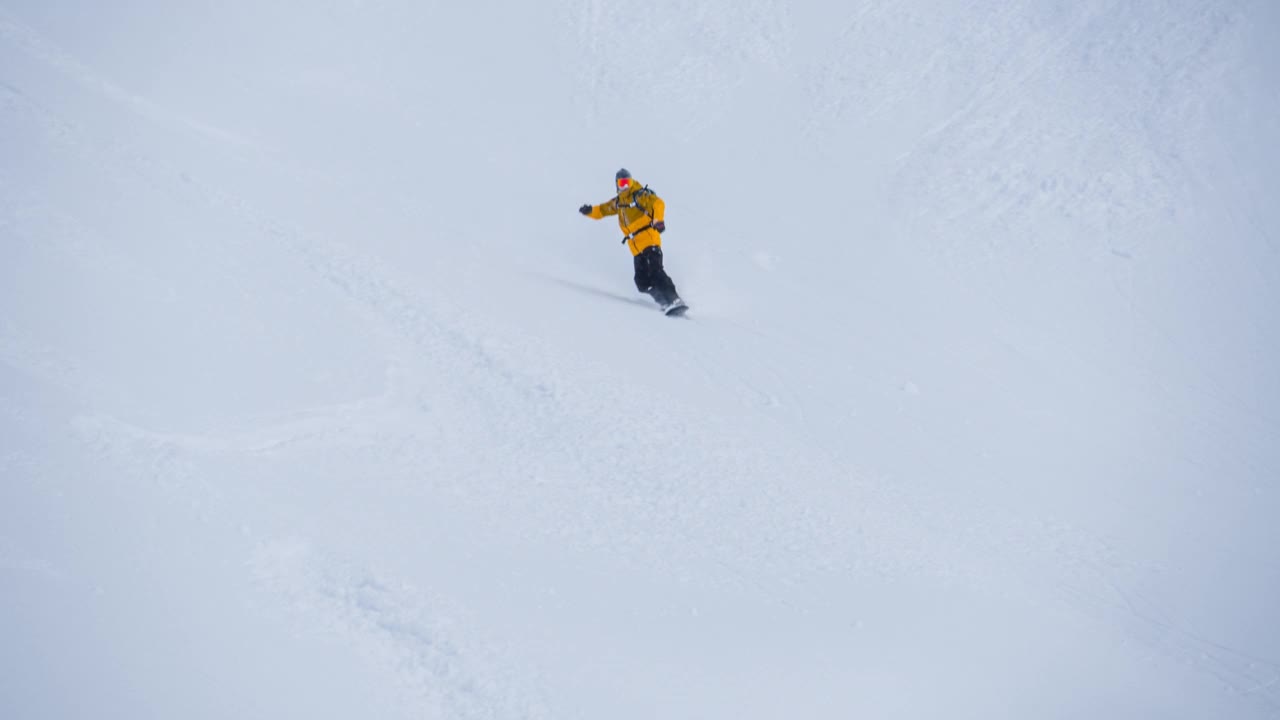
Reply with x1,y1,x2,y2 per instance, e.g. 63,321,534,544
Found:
619,185,655,213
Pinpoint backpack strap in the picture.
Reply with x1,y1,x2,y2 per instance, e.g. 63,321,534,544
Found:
621,186,654,212
619,187,659,244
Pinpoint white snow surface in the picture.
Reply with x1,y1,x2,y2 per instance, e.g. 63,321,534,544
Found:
3,1,1279,718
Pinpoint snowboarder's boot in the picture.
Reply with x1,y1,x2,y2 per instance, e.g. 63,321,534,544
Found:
645,286,669,307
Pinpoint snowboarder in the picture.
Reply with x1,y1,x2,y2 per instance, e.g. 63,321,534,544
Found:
579,168,686,314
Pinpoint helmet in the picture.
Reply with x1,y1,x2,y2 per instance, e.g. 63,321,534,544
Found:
615,168,632,192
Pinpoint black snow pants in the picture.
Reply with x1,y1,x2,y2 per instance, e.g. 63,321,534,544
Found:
633,246,679,306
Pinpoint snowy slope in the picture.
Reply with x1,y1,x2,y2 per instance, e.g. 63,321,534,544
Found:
3,1,1279,718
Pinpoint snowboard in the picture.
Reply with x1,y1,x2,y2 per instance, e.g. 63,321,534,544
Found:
663,300,689,317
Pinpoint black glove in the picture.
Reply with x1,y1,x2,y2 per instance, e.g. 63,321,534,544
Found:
652,220,666,233
579,204,592,215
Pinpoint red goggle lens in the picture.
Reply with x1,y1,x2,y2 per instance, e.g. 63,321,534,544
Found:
616,178,631,188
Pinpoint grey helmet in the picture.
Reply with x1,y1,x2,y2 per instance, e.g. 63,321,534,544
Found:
615,167,633,193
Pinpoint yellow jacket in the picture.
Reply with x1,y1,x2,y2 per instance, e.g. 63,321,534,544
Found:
585,181,666,256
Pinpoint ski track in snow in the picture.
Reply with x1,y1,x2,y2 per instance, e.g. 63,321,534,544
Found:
248,538,551,720
68,409,555,719
0,9,254,148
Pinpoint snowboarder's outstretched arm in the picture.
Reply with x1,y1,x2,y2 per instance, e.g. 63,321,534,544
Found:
579,199,619,219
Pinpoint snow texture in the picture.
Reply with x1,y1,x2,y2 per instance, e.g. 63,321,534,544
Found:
3,1,1279,718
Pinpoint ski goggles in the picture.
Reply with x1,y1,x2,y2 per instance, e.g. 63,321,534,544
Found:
616,177,631,190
